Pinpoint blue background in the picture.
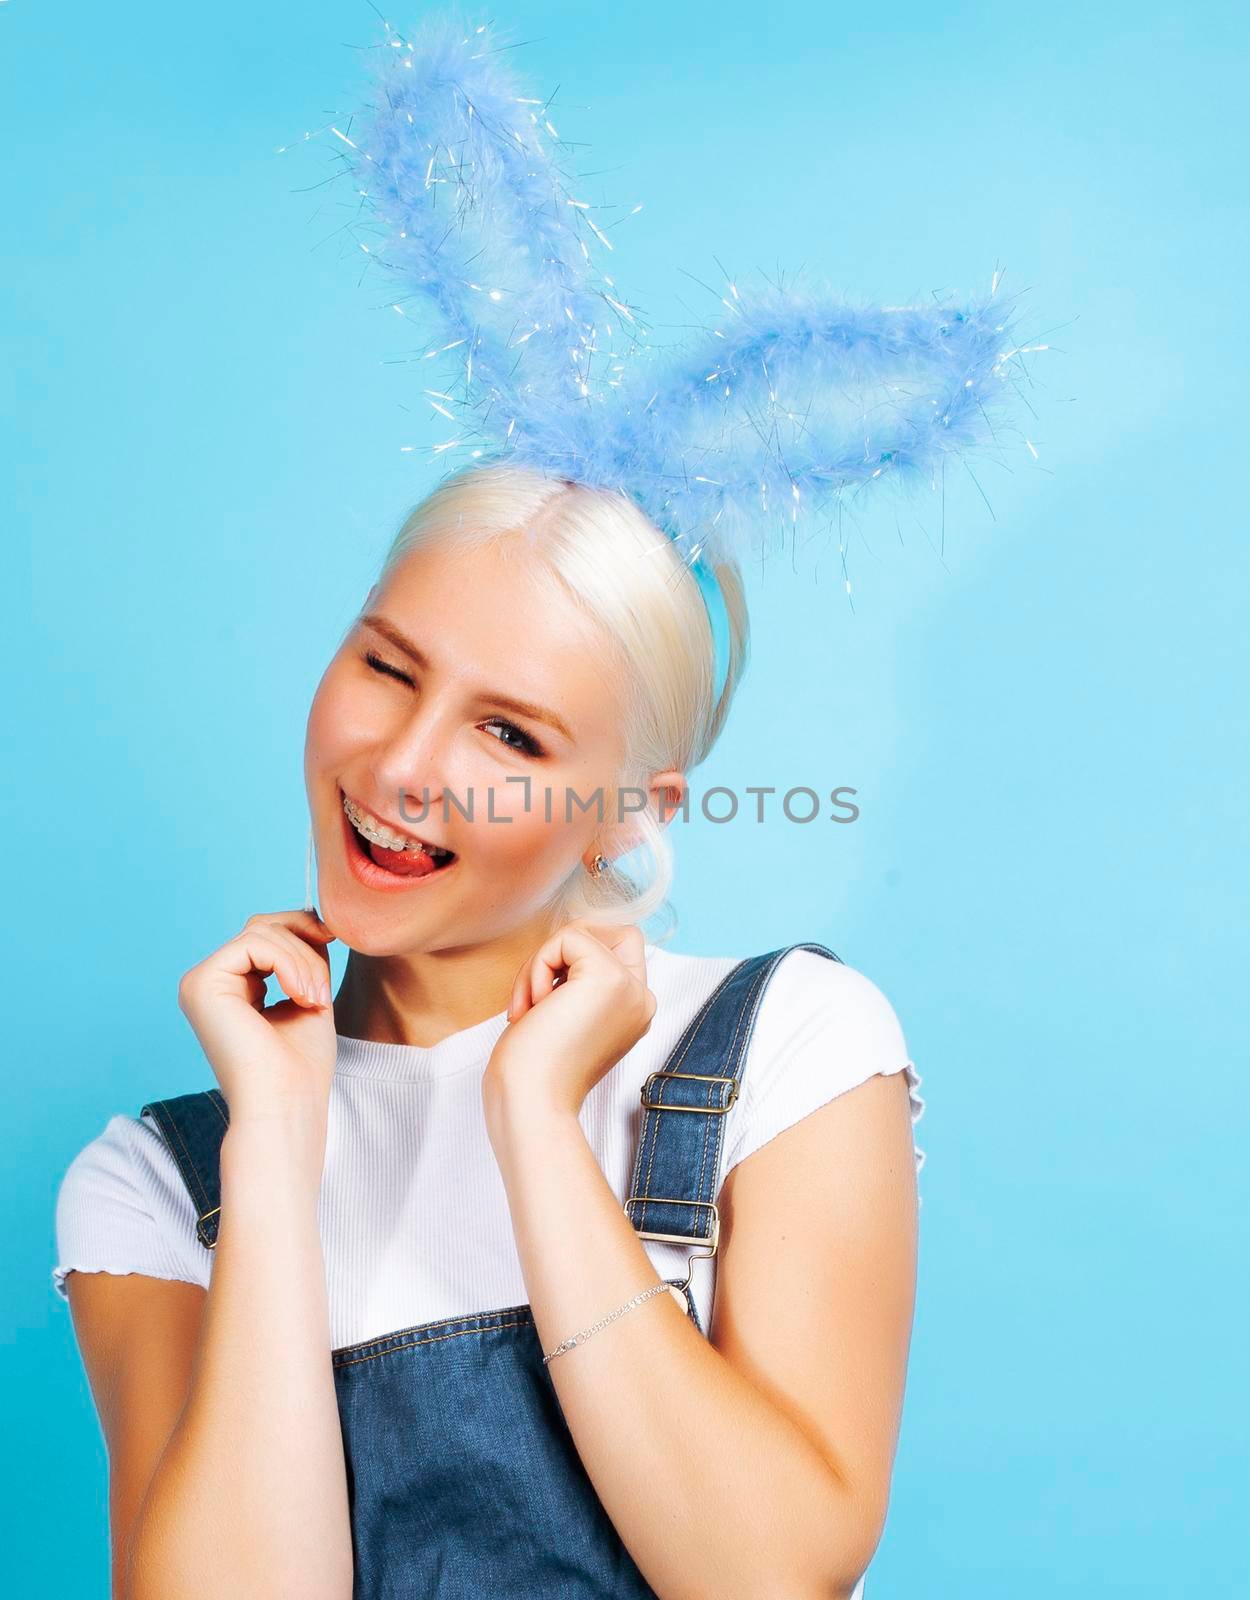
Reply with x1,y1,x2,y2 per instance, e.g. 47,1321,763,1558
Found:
6,1,1247,1593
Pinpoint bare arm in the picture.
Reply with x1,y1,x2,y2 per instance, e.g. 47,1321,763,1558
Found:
65,1272,206,1598
66,1114,352,1599
131,1110,350,1598
487,923,920,1600
488,1074,916,1600
66,909,354,1600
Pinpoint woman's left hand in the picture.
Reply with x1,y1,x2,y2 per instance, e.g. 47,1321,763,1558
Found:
483,919,657,1130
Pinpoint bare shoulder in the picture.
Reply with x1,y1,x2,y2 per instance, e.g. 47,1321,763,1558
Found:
714,1065,918,1358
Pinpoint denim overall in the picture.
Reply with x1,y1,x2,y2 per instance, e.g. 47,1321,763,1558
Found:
141,942,847,1598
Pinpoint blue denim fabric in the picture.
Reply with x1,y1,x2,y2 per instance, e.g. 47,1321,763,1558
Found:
141,941,842,1597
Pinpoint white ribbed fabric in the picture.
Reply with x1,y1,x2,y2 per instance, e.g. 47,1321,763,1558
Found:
53,943,925,1349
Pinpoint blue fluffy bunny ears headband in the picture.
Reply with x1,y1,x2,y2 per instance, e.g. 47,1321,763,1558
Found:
309,7,1050,704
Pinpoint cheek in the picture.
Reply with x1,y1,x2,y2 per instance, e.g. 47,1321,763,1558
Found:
306,661,375,770
305,679,343,773
467,774,600,868
307,662,380,761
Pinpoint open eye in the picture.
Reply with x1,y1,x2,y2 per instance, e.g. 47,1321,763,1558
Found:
482,718,544,758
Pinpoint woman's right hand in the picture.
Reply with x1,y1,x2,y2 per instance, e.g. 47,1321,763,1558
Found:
177,908,339,1121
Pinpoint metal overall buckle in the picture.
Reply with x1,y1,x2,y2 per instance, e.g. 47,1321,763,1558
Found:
624,1197,721,1315
639,1069,739,1114
626,1067,736,1315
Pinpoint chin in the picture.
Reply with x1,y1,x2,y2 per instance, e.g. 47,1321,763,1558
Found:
317,886,432,957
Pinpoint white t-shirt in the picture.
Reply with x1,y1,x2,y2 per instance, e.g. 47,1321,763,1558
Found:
53,942,925,1347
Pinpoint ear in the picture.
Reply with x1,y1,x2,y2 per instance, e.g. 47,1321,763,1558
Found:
650,772,686,827
603,771,687,859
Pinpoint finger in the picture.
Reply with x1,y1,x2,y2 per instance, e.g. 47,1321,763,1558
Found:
219,928,330,1008
581,920,647,981
230,917,333,1000
250,921,335,988
241,908,338,949
506,921,643,1021
525,923,617,1006
557,919,647,982
508,926,581,1018
507,958,535,1021
243,923,332,1000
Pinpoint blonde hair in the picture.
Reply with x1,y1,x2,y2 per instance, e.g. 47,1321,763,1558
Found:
375,460,750,940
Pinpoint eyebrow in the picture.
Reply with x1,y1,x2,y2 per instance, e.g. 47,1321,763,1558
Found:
359,613,575,744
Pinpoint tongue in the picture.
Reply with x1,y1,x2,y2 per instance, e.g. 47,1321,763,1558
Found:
368,840,440,877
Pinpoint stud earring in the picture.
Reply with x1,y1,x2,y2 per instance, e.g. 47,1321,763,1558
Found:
590,852,609,876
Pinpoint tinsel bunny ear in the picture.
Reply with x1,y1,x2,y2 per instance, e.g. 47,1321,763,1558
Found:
329,7,644,475
617,273,1040,567
322,7,1049,569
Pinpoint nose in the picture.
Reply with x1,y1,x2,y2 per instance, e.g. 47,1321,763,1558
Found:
370,703,451,827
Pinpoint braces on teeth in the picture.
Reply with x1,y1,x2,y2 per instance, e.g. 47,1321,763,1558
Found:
342,795,453,858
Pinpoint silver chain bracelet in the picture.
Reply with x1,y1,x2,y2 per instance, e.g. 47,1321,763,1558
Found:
541,1280,676,1365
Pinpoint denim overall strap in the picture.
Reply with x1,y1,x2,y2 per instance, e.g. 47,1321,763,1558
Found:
625,941,842,1258
138,1089,230,1250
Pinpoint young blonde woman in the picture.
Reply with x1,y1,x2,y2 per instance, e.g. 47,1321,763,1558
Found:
53,459,926,1600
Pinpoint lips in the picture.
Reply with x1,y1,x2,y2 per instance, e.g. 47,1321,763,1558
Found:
338,795,459,894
